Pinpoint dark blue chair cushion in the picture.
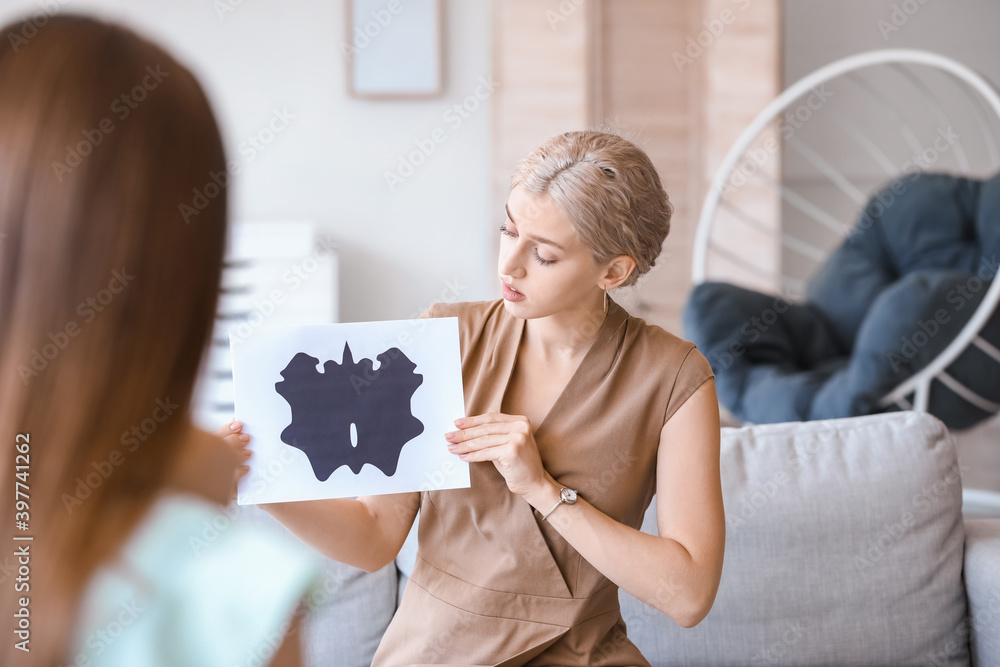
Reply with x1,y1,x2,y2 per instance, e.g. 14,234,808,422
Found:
813,269,996,426
684,170,1000,429
807,173,989,351
683,282,846,423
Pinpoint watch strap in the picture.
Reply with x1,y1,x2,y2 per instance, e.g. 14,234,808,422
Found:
541,497,563,521
540,487,577,521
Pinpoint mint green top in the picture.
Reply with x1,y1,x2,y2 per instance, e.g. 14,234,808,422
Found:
65,492,324,666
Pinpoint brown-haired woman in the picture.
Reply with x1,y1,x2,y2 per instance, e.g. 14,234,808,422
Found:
0,14,320,667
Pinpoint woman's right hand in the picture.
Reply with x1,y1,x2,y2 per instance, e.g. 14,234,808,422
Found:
215,419,253,501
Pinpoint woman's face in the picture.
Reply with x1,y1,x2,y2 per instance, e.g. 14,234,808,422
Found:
498,185,609,319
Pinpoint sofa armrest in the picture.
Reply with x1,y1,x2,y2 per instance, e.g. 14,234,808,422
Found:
965,518,1000,667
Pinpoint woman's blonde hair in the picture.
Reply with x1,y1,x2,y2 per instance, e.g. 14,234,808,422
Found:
510,130,673,287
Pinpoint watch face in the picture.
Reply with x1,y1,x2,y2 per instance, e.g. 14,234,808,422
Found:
561,488,578,504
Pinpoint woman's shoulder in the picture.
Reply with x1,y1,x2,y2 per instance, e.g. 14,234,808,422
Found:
624,309,712,373
620,309,715,422
67,492,323,664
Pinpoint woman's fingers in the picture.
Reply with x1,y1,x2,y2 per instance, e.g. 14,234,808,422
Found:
217,420,249,454
231,458,251,501
455,444,505,463
216,419,242,438
445,424,495,443
453,412,521,429
219,420,252,501
216,420,252,453
447,414,545,497
447,432,510,454
446,414,529,444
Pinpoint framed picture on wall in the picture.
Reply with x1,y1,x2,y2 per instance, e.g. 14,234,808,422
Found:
345,0,444,98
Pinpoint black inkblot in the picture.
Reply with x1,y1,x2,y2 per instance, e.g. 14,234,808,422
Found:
274,342,424,480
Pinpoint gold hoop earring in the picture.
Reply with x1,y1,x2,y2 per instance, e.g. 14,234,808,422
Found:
603,286,608,315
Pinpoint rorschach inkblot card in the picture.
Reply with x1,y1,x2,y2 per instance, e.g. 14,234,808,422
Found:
230,316,469,504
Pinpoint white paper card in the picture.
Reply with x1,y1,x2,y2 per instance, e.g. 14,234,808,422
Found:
231,317,468,504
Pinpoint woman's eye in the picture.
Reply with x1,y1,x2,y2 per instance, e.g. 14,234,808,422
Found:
499,223,555,265
533,249,555,266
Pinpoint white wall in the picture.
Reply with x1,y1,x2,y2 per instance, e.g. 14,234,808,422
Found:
783,0,1000,86
779,0,1000,284
0,0,496,322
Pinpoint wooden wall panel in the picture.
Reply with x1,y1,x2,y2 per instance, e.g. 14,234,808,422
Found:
598,0,705,332
492,0,781,334
491,0,595,239
699,0,783,297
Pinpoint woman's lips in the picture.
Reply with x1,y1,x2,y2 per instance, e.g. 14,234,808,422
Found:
501,281,525,302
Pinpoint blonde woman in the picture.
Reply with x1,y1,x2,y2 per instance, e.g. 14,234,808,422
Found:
237,130,725,665
0,14,321,666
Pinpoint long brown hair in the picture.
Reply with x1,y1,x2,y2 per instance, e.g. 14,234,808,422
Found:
0,14,228,665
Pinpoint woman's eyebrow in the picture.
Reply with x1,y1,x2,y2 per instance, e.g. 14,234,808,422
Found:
505,204,566,250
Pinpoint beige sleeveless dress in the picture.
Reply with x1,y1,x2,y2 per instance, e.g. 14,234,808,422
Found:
371,295,715,667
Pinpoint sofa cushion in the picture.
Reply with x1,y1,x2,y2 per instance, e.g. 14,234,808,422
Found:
301,559,398,667
963,518,1000,666
620,411,969,666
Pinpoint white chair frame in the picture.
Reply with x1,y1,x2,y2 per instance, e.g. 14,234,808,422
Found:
691,49,1000,514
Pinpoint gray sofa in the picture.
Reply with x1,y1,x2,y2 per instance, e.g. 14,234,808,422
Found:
245,411,1000,666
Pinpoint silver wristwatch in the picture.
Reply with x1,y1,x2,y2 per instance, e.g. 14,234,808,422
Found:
541,487,578,520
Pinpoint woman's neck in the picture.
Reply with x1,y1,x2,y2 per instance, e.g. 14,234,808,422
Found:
522,299,607,365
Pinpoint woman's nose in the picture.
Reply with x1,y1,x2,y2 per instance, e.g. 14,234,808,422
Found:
498,247,525,279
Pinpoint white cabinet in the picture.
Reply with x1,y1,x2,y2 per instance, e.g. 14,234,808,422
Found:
191,221,338,431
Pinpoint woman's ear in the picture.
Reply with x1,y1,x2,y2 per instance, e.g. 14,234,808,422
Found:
603,255,637,289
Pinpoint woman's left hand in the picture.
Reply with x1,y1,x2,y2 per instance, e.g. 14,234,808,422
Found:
214,419,252,501
445,412,549,497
